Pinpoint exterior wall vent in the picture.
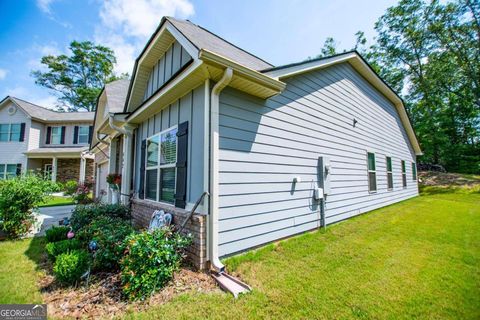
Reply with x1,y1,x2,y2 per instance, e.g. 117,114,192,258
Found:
7,105,17,115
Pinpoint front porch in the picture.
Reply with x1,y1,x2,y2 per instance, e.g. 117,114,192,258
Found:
24,147,94,183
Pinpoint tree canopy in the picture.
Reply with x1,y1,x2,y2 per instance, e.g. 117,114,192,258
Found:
32,40,126,112
315,0,479,173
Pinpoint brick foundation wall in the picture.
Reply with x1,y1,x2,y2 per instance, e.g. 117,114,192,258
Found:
131,199,207,270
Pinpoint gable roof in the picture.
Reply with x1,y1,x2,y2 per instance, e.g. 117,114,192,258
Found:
262,51,422,155
0,96,94,123
104,79,130,113
166,17,273,71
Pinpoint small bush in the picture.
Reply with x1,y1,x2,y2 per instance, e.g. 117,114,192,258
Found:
45,226,70,243
0,173,58,239
77,216,134,270
64,180,78,196
70,204,131,232
53,249,90,285
45,239,82,260
121,228,192,300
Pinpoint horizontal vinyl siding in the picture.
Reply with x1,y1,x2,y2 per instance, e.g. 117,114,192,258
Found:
143,40,192,102
218,62,418,257
134,84,206,206
0,102,30,171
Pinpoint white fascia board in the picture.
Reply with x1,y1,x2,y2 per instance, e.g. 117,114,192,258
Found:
199,49,286,92
126,59,204,122
263,53,357,79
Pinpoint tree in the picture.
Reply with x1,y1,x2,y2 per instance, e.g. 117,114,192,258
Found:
32,41,125,112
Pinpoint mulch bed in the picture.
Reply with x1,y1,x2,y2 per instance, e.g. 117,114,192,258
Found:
39,266,219,319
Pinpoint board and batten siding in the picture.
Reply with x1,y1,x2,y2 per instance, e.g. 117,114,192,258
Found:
134,84,206,208
218,62,418,257
143,40,192,102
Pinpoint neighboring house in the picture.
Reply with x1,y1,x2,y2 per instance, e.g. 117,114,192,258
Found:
0,96,95,183
91,17,422,270
90,79,130,203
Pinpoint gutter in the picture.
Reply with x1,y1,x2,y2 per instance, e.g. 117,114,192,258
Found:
209,67,233,272
109,115,132,137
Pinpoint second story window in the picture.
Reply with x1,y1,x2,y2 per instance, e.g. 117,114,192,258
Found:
78,126,89,144
0,123,22,142
51,127,62,144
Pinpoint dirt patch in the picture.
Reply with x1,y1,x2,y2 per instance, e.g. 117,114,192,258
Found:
418,171,480,187
40,268,219,319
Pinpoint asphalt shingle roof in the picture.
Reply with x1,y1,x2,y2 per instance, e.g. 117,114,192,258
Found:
104,79,130,113
166,17,273,71
9,97,94,122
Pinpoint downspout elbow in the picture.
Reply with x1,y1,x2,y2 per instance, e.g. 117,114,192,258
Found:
109,114,132,137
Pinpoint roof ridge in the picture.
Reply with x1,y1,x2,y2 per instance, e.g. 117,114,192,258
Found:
168,16,274,68
12,96,95,114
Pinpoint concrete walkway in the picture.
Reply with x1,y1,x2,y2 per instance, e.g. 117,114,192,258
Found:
31,205,76,236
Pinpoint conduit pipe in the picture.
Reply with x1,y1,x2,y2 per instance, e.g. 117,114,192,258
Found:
209,67,233,272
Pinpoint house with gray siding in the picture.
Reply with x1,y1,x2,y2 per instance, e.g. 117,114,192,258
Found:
0,96,95,183
94,17,422,270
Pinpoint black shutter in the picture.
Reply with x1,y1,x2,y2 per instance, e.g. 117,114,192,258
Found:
175,121,188,208
73,126,79,144
19,123,26,142
16,164,22,176
60,126,66,144
88,126,93,144
46,127,51,144
139,139,146,199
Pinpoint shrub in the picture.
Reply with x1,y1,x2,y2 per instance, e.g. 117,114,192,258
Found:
121,228,192,300
0,173,58,239
70,204,131,232
72,184,92,204
77,217,134,270
45,239,82,260
53,249,90,285
45,226,70,243
64,180,78,196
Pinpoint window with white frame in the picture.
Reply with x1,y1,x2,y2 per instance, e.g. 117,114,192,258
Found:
0,164,18,179
51,127,62,144
0,123,21,142
145,126,178,203
367,152,377,192
386,156,393,190
78,126,89,144
401,160,407,188
412,162,417,180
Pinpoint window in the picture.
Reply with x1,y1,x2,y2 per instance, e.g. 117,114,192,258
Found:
0,123,21,142
78,126,90,144
386,156,393,190
0,164,18,179
367,152,376,192
401,160,407,188
412,162,417,180
145,126,178,203
51,127,62,144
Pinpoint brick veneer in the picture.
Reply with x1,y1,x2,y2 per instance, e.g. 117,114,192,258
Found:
131,199,208,270
57,158,94,183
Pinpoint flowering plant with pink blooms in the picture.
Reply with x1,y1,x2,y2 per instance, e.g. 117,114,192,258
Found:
72,184,91,204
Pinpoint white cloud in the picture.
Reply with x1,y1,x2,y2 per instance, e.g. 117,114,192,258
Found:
28,42,62,69
0,69,7,80
95,0,194,74
37,0,55,14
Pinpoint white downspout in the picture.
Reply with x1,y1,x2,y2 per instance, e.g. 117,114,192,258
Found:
209,67,233,272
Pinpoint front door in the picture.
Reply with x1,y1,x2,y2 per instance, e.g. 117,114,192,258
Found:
44,164,52,180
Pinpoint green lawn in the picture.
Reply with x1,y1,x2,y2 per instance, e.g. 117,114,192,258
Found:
38,195,74,207
1,190,479,319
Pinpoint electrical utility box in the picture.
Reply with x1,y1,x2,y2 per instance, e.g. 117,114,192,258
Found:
318,156,331,195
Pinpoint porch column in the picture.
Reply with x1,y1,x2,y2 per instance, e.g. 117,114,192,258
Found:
120,126,135,205
108,138,117,203
51,157,57,182
79,157,86,184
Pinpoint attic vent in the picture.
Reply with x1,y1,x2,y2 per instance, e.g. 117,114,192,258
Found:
7,105,16,115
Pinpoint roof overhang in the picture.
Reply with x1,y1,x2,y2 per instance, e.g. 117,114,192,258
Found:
263,52,422,156
24,148,88,158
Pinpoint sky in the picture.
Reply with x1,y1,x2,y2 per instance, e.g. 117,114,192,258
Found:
0,0,399,109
